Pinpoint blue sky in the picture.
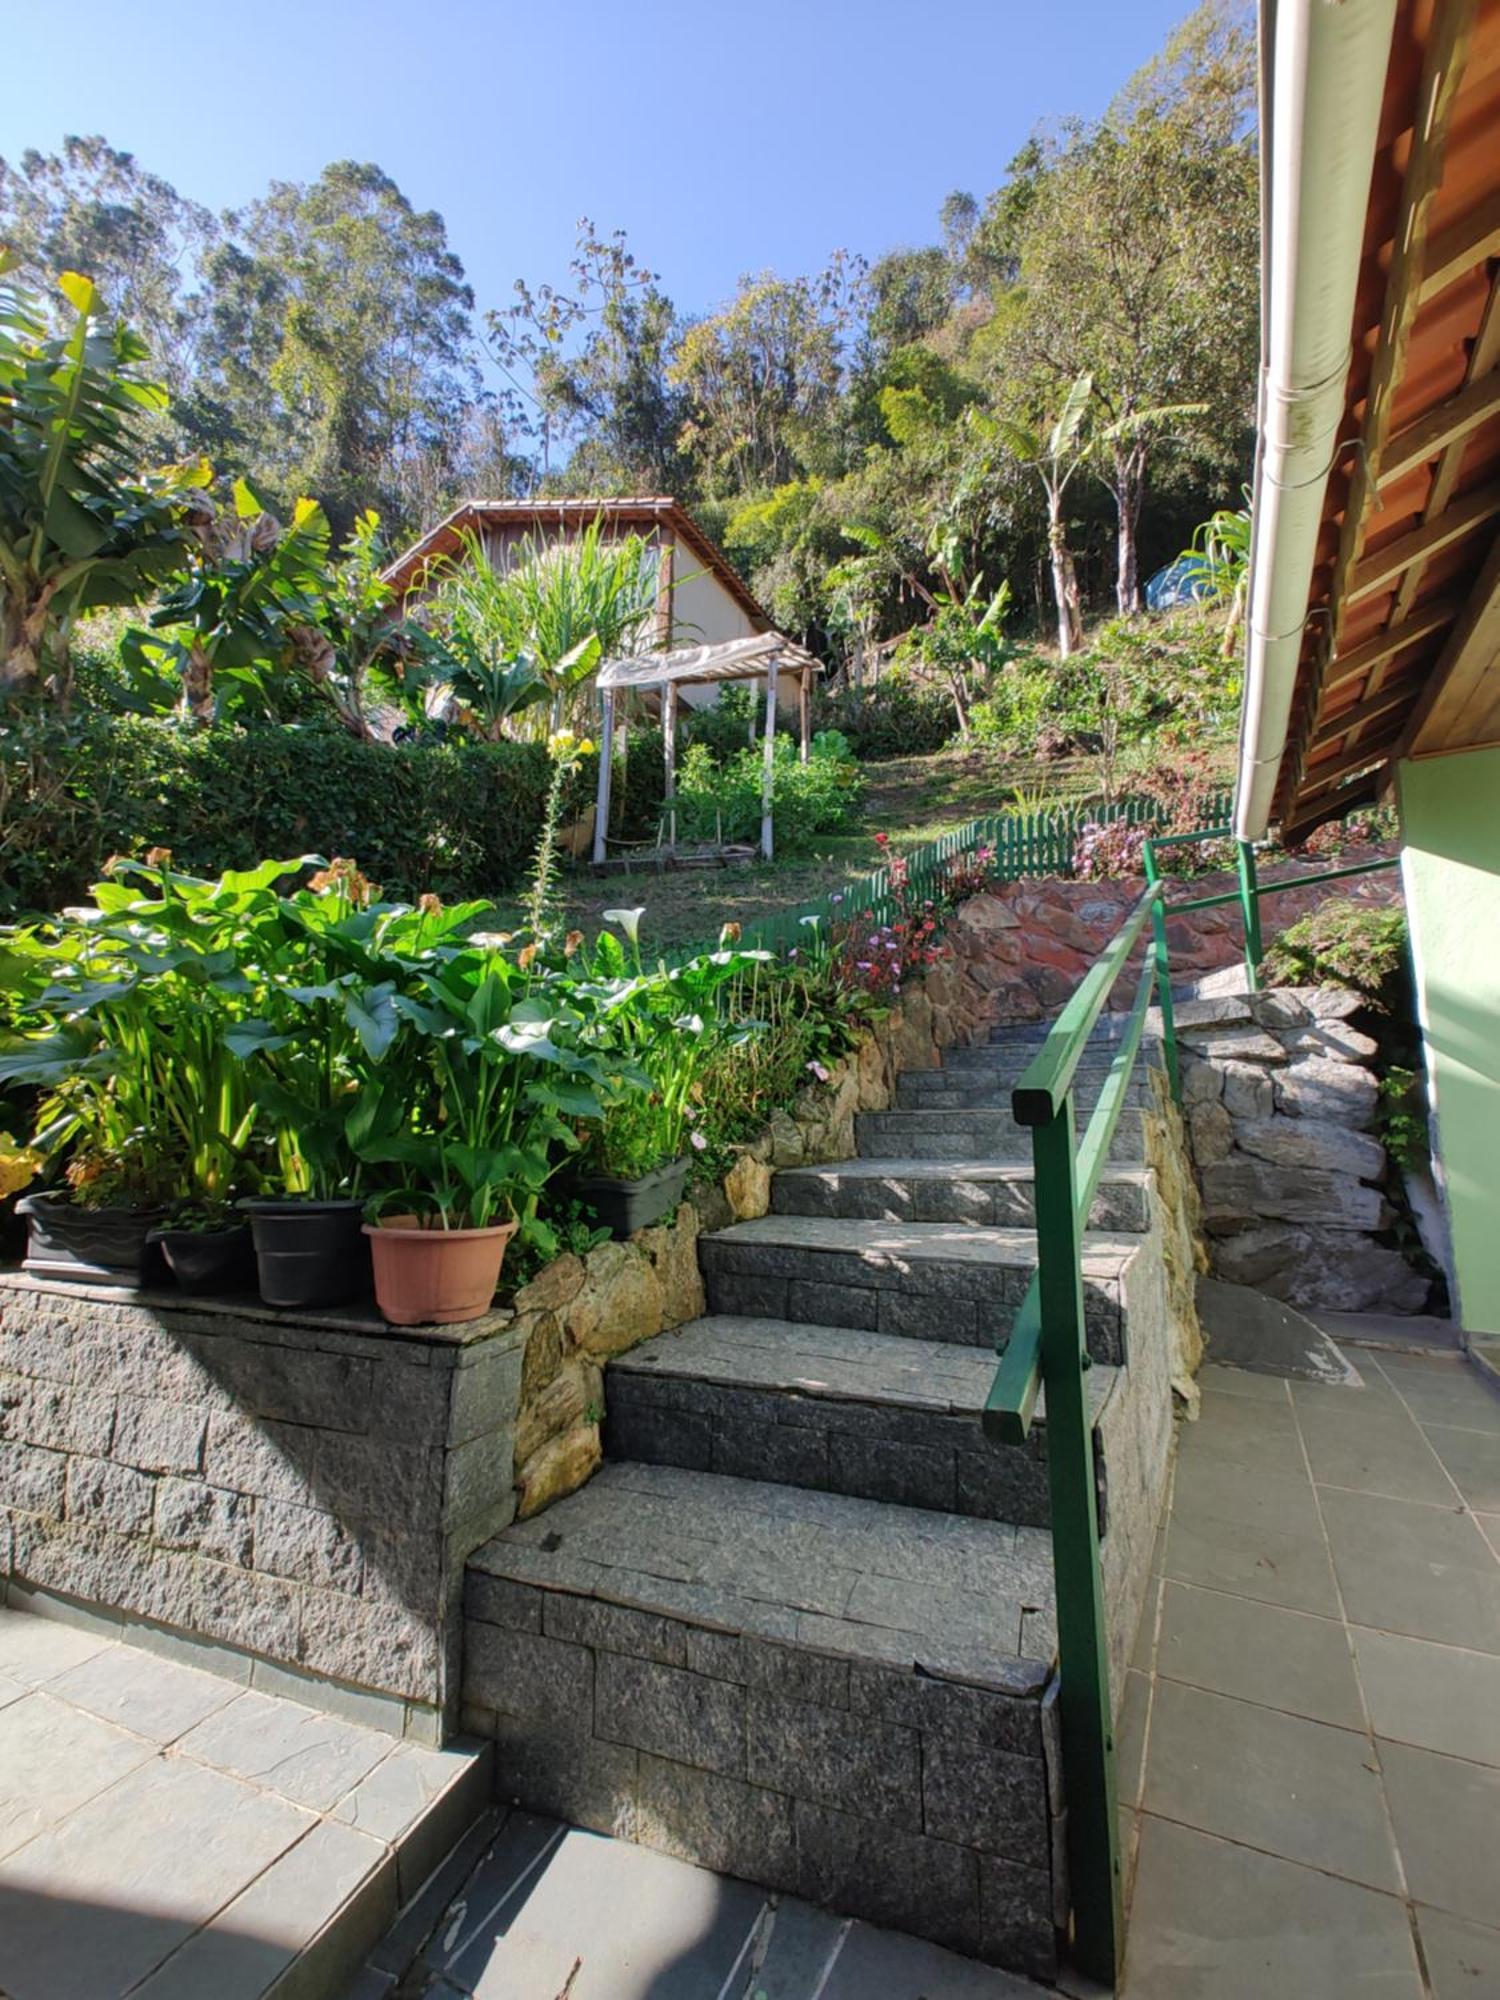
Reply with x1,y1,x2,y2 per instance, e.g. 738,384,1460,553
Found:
6,0,1190,324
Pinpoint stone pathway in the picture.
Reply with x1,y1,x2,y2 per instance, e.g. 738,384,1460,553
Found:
351,1805,1047,1998
0,1602,487,2000
1121,1344,1500,1997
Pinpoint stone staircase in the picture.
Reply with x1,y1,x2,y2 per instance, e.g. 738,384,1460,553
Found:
461,1020,1179,1986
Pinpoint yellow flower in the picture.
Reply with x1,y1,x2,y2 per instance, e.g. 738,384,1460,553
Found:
0,1136,40,1200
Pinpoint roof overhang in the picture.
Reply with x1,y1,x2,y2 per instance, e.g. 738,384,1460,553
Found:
380,496,771,632
597,631,819,692
1236,0,1500,843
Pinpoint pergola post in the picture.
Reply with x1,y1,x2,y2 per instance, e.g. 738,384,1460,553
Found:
592,687,615,866
662,679,678,850
761,658,779,861
799,667,811,764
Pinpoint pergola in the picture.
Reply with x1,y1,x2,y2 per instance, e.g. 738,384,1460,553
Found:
590,631,820,865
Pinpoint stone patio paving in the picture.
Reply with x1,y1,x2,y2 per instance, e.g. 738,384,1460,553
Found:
0,1603,487,2000
1120,1344,1500,1998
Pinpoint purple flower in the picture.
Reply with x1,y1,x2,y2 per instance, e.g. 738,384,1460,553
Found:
690,1130,708,1152
856,961,872,971
831,893,844,905
807,1059,831,1083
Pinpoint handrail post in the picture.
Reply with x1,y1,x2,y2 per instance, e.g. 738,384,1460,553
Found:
1236,839,1263,991
1140,841,1180,1106
1032,1100,1121,1985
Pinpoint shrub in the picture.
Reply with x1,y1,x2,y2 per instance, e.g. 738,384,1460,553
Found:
969,662,1052,752
814,677,958,759
0,713,668,917
674,738,864,852
1261,898,1411,1012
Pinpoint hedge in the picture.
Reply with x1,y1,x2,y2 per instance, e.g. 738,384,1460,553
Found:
0,716,668,917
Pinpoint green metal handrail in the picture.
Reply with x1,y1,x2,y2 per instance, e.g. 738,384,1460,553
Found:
985,827,1402,1983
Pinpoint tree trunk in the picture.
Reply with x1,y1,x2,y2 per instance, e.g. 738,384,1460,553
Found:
1048,490,1084,658
1,583,59,700
1113,448,1145,615
183,641,216,727
949,672,972,740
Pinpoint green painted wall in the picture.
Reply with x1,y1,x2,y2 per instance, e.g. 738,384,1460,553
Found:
1399,749,1500,1335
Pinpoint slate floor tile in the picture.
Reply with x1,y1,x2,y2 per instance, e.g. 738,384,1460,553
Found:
1163,1495,1340,1616
824,1918,1039,1996
176,1688,393,1811
1196,1365,1291,1405
1320,1487,1500,1652
0,1691,155,1862
1124,1815,1421,1999
1116,1669,1151,1808
1416,1906,1500,2000
129,1819,392,2000
1296,1395,1455,1506
1375,1355,1500,1434
1353,1627,1500,1766
1142,1679,1399,1891
1169,1453,1320,1531
0,1756,312,2000
1156,1579,1363,1728
47,1644,237,1745
0,1611,114,1689
1422,1421,1500,1512
1380,1741,1500,1927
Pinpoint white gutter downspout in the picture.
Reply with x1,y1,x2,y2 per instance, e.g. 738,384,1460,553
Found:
1234,0,1398,840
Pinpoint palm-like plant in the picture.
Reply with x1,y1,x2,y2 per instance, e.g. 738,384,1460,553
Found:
433,518,657,733
0,254,190,703
994,374,1095,659
1181,492,1252,657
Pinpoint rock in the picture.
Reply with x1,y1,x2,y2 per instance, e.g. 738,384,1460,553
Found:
1024,965,1076,1009
516,1357,594,1468
513,1252,586,1316
567,1240,665,1358
1211,1224,1429,1314
1180,1057,1223,1107
1185,963,1253,999
518,1309,564,1402
1187,1102,1234,1166
1200,1160,1386,1233
1220,1062,1274,1121
515,1422,602,1519
723,1151,773,1221
956,894,1020,932
890,988,939,1072
1178,1027,1287,1063
153,1477,255,1567
652,1205,706,1327
1277,1022,1381,1064
991,980,1044,1023
767,1108,806,1168
688,1176,733,1234
1273,1057,1379,1128
1233,1117,1387,1181
1173,996,1255,1031
1300,986,1365,1021
1248,990,1312,1029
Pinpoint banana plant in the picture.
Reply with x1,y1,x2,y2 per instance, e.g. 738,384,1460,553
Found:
0,255,191,705
993,374,1094,659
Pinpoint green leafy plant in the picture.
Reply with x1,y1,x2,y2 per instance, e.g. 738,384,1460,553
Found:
1261,899,1411,1013
0,256,191,705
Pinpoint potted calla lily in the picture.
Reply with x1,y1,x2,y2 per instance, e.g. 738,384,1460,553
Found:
569,914,768,1237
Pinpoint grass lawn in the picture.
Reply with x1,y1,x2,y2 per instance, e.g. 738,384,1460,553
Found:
498,740,1230,956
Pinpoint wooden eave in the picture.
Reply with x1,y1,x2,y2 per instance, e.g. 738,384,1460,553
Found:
1273,0,1500,842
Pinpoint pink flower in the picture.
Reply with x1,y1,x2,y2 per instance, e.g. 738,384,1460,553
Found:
807,1060,831,1083
690,1131,708,1152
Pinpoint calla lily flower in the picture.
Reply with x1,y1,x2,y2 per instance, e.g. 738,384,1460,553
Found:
603,908,646,949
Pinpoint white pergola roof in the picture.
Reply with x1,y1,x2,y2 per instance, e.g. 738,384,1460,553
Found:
596,631,820,691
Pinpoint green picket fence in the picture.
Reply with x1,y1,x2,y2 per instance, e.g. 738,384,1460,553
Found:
683,789,1233,963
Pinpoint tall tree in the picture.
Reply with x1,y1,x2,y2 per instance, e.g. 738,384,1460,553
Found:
0,136,215,397
992,0,1258,610
187,162,482,539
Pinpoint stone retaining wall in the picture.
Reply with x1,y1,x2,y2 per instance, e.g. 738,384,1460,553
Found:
0,1276,524,1734
1176,989,1429,1313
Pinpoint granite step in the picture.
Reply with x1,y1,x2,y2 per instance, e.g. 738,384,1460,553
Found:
892,1073,1152,1112
937,1038,1161,1072
604,1314,1117,1528
772,1157,1154,1232
697,1215,1142,1364
461,1461,1067,1979
854,1104,1149,1164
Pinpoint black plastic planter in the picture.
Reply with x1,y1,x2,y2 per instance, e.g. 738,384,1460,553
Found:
149,1223,257,1296
238,1198,369,1309
16,1191,167,1285
571,1155,691,1240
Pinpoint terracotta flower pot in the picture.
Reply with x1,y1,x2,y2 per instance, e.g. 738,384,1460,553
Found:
363,1218,517,1326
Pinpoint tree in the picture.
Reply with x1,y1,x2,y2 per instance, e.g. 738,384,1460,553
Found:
990,1,1258,610
487,221,683,493
670,257,864,497
994,374,1094,656
0,257,190,703
0,136,215,398
188,163,482,539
